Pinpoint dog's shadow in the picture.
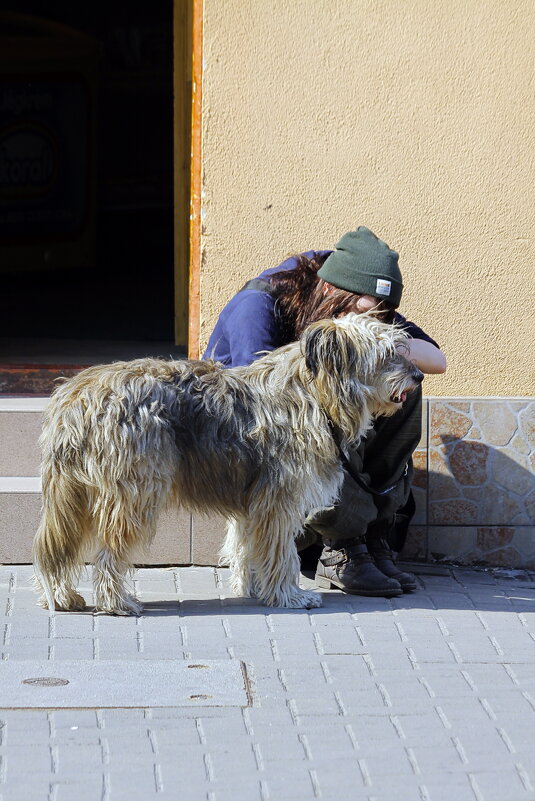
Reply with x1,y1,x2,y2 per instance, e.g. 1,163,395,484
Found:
124,583,535,617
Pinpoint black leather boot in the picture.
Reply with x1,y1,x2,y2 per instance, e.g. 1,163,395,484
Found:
365,526,417,592
315,539,403,597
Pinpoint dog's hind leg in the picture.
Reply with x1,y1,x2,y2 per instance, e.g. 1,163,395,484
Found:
33,469,89,612
92,484,168,615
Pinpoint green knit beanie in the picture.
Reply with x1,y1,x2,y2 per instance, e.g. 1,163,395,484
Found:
317,226,403,307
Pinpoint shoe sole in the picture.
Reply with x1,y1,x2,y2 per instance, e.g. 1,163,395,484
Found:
315,574,403,597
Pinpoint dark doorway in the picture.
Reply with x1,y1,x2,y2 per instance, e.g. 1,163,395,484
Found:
0,1,184,384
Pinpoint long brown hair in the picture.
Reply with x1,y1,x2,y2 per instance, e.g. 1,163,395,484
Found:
269,253,395,343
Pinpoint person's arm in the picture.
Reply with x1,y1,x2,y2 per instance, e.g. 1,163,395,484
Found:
395,314,447,374
402,338,447,374
225,291,280,367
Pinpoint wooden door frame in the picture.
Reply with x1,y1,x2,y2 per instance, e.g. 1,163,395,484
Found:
173,0,202,355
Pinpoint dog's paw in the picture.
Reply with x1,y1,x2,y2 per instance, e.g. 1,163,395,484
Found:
295,589,323,609
269,588,323,609
62,592,87,612
123,595,144,616
45,590,87,612
94,595,144,616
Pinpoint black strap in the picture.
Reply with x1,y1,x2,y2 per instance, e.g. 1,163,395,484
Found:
329,422,408,498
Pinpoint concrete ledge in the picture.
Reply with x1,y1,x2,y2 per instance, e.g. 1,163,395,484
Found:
1,395,533,567
0,398,49,411
0,493,191,565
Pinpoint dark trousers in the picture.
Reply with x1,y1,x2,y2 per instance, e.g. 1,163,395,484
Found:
306,385,423,543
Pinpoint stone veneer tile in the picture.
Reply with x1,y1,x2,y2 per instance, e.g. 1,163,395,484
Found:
412,447,427,524
427,527,476,562
429,499,479,525
412,448,426,484
476,527,514,551
518,403,534,446
448,440,489,485
525,489,535,524
400,525,427,561
427,471,459,501
511,434,531,455
475,545,525,569
511,528,535,559
472,401,517,446
427,397,535,529
492,448,533,495
429,401,472,447
426,525,535,569
476,486,522,525
419,398,428,449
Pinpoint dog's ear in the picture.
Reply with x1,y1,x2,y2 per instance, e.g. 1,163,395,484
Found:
303,320,359,380
302,318,368,442
303,325,323,378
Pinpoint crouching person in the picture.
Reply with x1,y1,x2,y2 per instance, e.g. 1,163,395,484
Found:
203,226,446,597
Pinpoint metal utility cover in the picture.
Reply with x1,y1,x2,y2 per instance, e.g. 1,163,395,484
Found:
0,660,251,708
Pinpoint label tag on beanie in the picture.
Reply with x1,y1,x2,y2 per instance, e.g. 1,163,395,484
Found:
375,279,391,296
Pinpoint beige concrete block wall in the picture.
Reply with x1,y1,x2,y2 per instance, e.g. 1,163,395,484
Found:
198,0,534,398
0,400,191,566
2,397,532,567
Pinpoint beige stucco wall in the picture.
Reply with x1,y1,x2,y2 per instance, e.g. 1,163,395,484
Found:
197,0,534,397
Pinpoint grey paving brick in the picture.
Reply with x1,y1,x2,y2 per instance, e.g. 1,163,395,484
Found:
303,727,358,755
51,639,97,660
389,714,454,747
152,757,210,785
340,714,403,741
53,782,107,801
469,768,535,801
372,775,477,801
1,744,54,774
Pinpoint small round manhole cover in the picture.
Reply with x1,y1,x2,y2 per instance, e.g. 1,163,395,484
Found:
22,677,70,687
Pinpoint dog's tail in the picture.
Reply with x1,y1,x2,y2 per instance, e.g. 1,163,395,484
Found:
33,460,89,612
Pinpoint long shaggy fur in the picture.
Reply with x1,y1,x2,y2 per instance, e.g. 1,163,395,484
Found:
33,313,423,614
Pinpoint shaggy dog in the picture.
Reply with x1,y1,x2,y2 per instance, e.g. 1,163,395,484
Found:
33,313,423,614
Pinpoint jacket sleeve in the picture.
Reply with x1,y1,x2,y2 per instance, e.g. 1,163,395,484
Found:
394,313,440,349
226,291,281,367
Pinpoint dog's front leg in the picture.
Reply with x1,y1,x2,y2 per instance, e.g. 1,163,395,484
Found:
225,510,322,609
93,549,143,616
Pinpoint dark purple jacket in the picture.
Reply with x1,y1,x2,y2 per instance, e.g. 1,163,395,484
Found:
203,251,438,367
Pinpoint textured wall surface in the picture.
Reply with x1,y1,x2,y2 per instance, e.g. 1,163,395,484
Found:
199,0,534,396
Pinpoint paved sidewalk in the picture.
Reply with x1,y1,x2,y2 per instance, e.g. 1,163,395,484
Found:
1,563,535,801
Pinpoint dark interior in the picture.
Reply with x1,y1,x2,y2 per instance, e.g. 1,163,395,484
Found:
0,0,177,351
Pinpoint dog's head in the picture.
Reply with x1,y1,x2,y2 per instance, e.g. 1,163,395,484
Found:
302,312,423,438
